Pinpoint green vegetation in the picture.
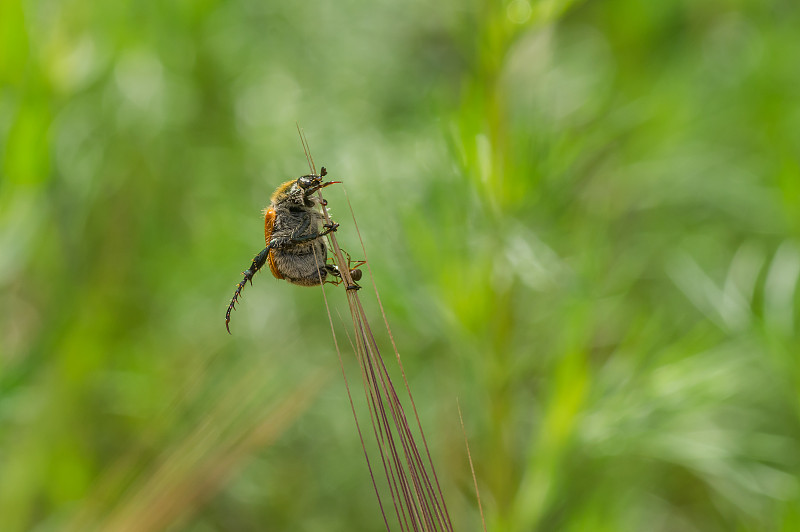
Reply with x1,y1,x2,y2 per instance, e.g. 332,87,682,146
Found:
2,0,799,530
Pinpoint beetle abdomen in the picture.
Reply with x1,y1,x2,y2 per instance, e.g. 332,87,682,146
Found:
271,239,328,286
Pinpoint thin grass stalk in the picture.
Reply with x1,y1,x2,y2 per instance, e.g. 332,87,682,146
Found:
355,318,411,530
318,273,394,531
360,320,437,529
350,303,425,531
342,205,451,530
361,323,431,530
344,188,454,529
298,125,453,531
359,307,450,528
348,248,453,530
458,399,488,532
360,327,417,531
317,194,452,531
349,322,415,531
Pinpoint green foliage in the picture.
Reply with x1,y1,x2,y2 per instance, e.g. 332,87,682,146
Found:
1,0,799,530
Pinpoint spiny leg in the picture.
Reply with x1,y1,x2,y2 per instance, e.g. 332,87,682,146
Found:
269,222,339,249
226,246,271,334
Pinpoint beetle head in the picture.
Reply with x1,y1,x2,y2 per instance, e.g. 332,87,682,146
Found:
271,167,335,207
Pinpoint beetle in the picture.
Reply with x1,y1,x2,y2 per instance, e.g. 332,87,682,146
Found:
225,167,362,333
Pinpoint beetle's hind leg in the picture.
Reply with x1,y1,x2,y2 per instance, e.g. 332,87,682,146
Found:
226,246,271,334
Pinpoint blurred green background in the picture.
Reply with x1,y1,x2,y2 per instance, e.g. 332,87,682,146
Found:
2,0,800,530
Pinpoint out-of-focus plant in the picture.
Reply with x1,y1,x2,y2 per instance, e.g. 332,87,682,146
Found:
2,0,800,530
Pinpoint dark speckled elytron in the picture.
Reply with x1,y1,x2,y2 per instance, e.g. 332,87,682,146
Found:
225,167,363,333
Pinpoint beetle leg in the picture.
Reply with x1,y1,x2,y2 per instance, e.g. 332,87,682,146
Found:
226,246,271,334
271,223,338,249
